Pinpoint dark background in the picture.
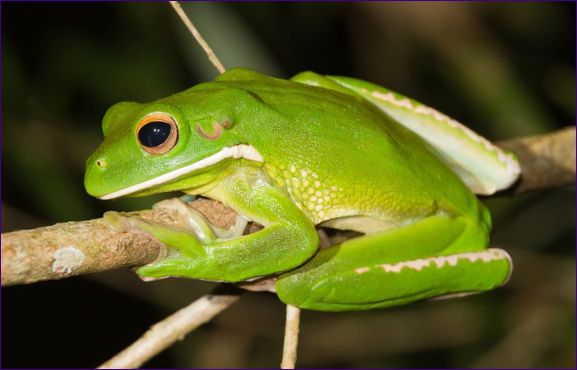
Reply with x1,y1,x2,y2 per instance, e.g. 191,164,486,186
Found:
2,2,575,368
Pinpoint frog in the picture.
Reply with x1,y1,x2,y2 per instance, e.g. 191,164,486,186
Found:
84,68,519,311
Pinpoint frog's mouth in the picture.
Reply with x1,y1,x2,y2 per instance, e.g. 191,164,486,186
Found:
99,144,263,200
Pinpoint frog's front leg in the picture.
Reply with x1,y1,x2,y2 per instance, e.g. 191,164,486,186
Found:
276,214,512,311
109,170,319,282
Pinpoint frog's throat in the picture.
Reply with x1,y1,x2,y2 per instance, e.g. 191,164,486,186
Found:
99,144,263,200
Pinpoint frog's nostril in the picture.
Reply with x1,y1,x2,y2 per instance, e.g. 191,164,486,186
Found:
96,158,107,168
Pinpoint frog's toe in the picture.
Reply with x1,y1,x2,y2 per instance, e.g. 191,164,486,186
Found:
152,197,189,212
103,211,139,233
103,210,157,236
136,257,199,279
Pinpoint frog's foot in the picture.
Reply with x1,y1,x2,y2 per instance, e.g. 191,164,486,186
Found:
152,198,218,243
104,199,252,280
153,197,249,239
103,209,213,279
103,211,161,239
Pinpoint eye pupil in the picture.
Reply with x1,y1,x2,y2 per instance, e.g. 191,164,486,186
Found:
136,113,178,155
138,121,171,147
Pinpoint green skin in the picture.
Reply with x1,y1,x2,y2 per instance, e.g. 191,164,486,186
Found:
85,68,517,311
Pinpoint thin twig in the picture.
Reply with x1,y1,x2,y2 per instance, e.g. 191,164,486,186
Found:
99,283,245,369
169,1,226,74
281,305,301,369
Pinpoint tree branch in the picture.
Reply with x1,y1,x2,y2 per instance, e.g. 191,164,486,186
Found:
2,127,574,287
1,199,244,286
498,126,575,194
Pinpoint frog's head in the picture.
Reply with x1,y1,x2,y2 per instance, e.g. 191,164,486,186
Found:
84,80,266,200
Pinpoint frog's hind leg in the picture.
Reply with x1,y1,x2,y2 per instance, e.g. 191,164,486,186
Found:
275,214,512,311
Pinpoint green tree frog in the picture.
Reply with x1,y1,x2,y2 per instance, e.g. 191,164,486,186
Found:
85,68,520,311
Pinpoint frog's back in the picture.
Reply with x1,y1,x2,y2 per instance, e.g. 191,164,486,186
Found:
202,70,484,232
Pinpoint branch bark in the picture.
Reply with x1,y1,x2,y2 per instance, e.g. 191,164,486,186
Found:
498,126,575,194
1,127,575,287
1,199,244,286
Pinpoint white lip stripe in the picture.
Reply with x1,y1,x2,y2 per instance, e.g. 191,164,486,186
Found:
99,144,264,200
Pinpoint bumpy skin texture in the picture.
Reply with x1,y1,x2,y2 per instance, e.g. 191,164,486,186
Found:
85,68,513,311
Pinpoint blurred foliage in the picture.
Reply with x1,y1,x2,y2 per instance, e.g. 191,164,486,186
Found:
2,2,575,368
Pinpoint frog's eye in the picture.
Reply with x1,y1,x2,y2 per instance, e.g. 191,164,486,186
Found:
136,113,178,155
